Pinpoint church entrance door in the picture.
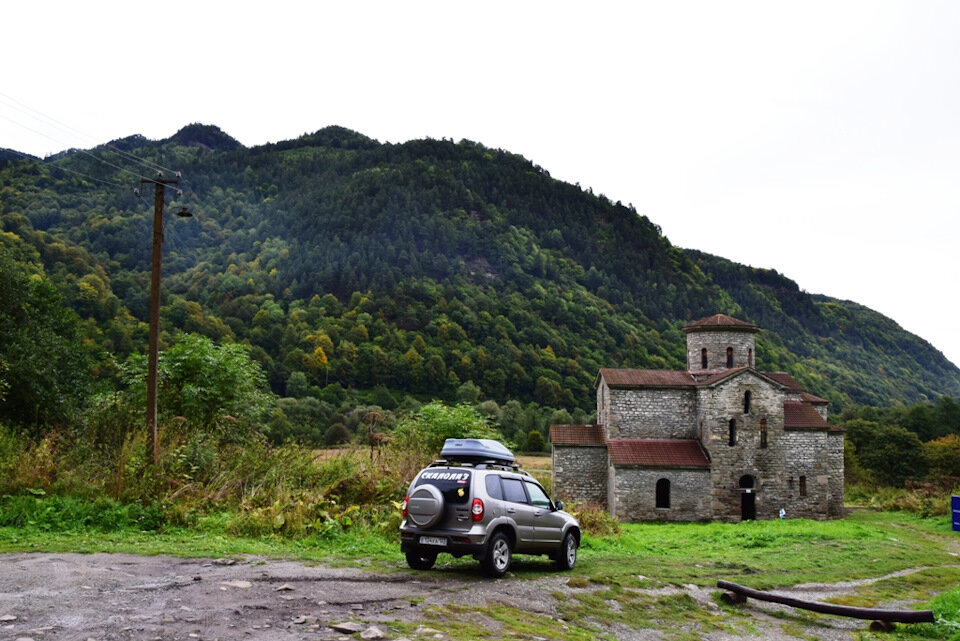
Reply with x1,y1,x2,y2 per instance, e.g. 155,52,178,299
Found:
739,475,756,521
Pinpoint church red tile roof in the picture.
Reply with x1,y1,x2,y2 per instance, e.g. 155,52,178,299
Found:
698,367,751,386
550,424,606,446
801,392,830,405
783,401,842,432
600,367,799,391
762,371,805,391
597,369,696,388
682,314,758,333
608,439,710,468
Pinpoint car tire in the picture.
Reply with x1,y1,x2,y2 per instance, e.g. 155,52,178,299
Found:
405,550,437,570
481,531,512,578
406,484,445,528
555,531,578,571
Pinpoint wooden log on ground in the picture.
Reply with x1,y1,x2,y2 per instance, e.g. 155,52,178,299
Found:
720,590,746,605
716,580,935,624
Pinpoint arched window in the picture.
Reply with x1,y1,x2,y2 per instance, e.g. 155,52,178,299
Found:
726,347,734,368
656,478,670,509
760,418,768,448
728,419,737,446
743,391,752,414
701,348,708,369
799,475,807,497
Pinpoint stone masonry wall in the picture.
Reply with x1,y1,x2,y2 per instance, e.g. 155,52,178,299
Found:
686,329,756,372
779,431,845,519
697,372,843,521
699,372,787,521
605,387,698,439
612,468,711,522
552,445,608,507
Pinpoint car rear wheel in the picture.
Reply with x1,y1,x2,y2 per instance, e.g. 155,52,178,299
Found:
405,550,437,570
481,532,512,577
555,531,578,570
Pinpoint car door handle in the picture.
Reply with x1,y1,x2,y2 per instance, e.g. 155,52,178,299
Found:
506,508,516,514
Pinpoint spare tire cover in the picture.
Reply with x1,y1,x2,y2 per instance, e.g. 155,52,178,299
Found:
408,483,444,528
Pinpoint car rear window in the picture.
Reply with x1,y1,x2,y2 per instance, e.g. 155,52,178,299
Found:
485,475,503,500
501,477,528,504
415,469,472,504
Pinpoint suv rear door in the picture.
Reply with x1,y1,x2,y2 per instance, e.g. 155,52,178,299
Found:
411,469,473,530
499,476,537,549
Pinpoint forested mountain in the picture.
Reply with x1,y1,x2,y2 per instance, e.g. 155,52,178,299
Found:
1,123,957,429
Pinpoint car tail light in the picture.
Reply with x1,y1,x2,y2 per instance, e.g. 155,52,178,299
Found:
471,498,484,522
402,495,409,517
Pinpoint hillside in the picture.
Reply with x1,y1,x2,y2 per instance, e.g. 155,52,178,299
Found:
1,124,957,419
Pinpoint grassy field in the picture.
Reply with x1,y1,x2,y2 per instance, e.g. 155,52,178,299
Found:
1,502,958,640
2,444,958,640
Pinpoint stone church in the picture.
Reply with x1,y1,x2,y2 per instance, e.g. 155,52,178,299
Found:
550,314,844,522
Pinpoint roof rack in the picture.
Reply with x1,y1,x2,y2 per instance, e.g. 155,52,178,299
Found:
427,459,527,474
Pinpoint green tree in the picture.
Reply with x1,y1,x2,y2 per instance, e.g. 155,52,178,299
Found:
286,371,310,398
923,434,960,479
858,424,927,486
324,422,351,446
525,429,545,452
391,401,499,457
122,333,273,438
0,250,91,430
456,380,481,404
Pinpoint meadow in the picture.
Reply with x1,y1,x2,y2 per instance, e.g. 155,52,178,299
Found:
1,441,958,641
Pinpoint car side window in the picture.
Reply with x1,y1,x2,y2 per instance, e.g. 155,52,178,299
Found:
484,474,503,500
501,477,528,504
525,481,552,509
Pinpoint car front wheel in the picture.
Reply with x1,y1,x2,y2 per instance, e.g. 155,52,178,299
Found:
481,532,512,577
555,531,577,570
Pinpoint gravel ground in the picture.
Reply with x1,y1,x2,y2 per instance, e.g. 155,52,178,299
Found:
0,553,941,641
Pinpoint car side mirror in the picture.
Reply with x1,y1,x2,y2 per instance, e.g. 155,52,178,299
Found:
554,500,564,511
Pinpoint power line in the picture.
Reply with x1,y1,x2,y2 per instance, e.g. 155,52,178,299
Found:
1,145,128,189
0,92,193,197
0,91,179,176
1,110,169,185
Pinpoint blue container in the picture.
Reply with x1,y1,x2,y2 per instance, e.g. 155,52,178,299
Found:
953,495,960,533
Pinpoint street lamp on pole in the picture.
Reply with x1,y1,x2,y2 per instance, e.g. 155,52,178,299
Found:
141,172,191,468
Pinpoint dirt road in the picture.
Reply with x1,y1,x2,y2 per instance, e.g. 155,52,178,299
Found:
0,553,572,641
0,553,938,641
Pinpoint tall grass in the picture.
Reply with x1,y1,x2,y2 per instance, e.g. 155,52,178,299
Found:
846,481,959,517
0,419,418,538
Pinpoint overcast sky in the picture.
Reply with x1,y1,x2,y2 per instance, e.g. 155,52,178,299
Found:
3,1,959,371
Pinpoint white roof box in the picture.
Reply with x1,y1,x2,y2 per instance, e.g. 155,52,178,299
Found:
440,438,515,464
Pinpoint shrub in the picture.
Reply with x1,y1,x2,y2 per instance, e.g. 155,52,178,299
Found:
390,401,499,464
570,502,621,537
525,429,546,452
925,434,960,479
324,423,351,446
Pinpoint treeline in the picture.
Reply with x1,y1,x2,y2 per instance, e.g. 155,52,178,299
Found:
837,397,960,487
1,123,959,431
0,227,583,451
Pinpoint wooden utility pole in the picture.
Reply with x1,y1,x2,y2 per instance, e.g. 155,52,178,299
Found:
142,172,182,469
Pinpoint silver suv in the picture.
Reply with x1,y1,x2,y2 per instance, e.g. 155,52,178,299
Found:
399,439,580,577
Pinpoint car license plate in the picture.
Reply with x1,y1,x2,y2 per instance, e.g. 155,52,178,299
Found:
419,536,447,547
